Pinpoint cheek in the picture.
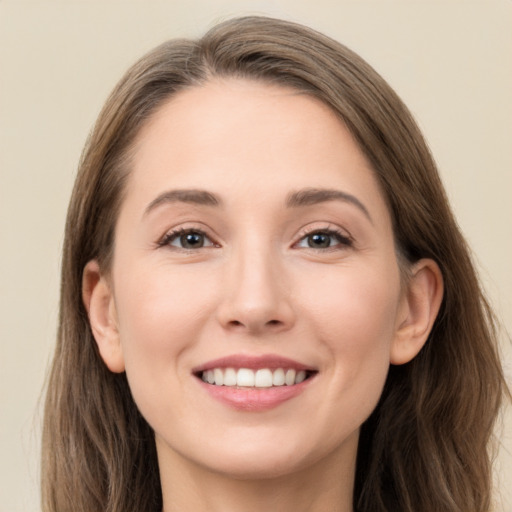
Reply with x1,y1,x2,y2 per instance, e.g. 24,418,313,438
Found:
302,262,401,409
305,259,400,342
116,260,214,334
112,263,218,402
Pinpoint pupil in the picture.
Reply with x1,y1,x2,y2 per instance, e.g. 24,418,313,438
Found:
181,232,203,248
309,233,330,248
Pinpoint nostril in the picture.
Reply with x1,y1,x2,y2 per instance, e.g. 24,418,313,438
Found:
226,318,282,330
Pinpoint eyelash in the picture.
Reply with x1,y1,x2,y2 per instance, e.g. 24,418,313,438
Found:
157,227,217,250
157,226,353,251
294,227,353,250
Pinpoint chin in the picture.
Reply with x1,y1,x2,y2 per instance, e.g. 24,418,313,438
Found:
174,427,355,482
202,451,313,481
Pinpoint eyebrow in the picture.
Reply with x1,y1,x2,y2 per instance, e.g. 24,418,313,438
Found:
143,187,372,223
286,188,373,223
144,189,221,216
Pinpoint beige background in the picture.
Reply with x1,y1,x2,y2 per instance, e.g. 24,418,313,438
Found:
1,1,511,511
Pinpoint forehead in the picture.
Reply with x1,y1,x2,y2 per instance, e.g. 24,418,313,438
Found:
133,79,347,164
126,78,389,220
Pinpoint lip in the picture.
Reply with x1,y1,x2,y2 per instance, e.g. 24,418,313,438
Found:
191,353,316,373
192,353,317,412
197,378,314,411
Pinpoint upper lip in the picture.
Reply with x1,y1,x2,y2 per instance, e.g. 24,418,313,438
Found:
192,354,316,374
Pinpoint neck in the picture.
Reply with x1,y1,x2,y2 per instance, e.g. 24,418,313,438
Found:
158,432,357,512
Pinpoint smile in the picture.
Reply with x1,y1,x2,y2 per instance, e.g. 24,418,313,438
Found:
200,367,311,388
193,354,317,411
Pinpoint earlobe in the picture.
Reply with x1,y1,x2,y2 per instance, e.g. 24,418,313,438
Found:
82,260,125,373
390,259,444,365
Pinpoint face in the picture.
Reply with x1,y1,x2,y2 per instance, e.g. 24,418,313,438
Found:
99,79,411,480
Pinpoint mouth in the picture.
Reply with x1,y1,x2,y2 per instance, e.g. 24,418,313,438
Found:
195,367,316,388
192,354,318,406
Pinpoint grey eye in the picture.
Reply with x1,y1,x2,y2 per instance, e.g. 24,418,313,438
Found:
307,233,332,248
181,232,205,248
167,230,214,249
296,230,352,249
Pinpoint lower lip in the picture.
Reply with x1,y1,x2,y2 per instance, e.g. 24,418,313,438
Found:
197,377,314,411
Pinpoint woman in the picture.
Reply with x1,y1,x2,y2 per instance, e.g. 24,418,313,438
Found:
41,16,508,512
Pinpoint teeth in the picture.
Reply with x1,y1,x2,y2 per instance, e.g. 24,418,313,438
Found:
285,369,296,386
237,368,255,387
255,369,273,388
201,367,311,387
272,368,285,386
223,367,237,386
213,368,224,386
295,370,306,384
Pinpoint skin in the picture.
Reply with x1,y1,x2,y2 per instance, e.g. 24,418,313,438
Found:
84,79,443,512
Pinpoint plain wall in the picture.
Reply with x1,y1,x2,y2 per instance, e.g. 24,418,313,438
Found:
1,1,510,511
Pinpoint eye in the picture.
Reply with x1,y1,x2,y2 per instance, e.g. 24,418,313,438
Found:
296,229,352,249
160,229,215,250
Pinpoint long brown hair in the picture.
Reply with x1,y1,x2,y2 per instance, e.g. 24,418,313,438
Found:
42,16,508,512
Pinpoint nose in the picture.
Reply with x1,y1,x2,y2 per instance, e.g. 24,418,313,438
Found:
216,243,295,335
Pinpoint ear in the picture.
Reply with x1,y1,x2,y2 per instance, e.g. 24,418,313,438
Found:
390,258,444,365
82,260,125,373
